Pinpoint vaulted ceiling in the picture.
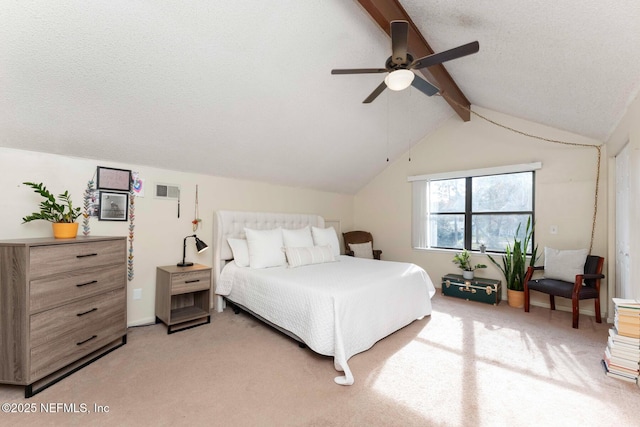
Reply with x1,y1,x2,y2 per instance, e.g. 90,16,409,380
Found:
2,1,639,194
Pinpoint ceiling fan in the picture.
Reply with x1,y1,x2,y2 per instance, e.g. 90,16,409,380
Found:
331,20,479,103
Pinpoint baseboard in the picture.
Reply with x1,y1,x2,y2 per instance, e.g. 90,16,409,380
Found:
528,301,609,322
127,316,157,328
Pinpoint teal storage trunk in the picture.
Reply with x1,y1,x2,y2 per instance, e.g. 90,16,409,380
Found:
441,274,502,305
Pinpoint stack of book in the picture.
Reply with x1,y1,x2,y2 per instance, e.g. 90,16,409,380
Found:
602,298,640,384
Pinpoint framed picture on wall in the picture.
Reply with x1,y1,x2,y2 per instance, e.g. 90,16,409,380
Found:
97,166,132,191
98,191,129,221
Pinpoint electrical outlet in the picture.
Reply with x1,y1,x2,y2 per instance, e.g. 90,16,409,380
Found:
133,288,142,300
550,225,558,235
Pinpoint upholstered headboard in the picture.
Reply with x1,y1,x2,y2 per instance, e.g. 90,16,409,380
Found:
212,210,325,311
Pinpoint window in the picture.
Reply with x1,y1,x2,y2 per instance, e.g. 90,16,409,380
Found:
410,163,540,253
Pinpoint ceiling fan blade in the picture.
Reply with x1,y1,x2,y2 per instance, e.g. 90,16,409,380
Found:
410,41,479,69
411,76,440,97
331,68,388,75
363,81,387,103
390,20,409,65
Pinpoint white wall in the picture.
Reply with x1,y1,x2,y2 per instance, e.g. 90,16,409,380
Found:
0,147,354,326
354,106,608,316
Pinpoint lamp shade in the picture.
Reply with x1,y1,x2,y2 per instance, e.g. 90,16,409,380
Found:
195,237,208,253
384,69,415,91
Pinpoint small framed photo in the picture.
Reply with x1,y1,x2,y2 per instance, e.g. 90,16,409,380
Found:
99,191,129,221
97,166,132,191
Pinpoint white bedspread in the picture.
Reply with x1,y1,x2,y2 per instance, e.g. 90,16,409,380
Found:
217,255,436,385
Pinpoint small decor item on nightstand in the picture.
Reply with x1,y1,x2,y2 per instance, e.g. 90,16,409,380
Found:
452,249,486,280
177,234,209,267
21,181,81,239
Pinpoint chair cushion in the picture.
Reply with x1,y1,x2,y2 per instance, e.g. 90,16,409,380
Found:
527,278,599,300
544,247,588,283
349,242,374,259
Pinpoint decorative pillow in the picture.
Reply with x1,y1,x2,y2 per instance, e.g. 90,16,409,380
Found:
282,226,314,248
349,242,374,259
284,245,335,268
311,226,340,257
544,247,588,283
227,238,249,267
244,228,287,269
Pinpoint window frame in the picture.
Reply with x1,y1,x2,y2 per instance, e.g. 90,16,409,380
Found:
409,162,541,253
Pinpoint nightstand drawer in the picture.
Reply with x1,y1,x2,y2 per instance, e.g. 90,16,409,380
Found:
30,264,125,313
171,270,211,294
30,288,125,348
29,240,125,278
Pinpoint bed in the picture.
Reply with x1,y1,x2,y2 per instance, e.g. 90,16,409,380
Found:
213,210,436,385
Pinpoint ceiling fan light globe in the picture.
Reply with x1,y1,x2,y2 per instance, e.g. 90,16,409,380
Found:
384,69,414,91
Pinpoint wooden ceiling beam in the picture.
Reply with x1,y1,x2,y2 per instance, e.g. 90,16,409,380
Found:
356,0,471,121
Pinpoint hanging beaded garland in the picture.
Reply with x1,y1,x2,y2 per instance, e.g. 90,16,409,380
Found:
82,180,95,236
128,190,135,281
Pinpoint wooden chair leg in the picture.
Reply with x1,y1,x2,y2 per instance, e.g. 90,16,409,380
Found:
549,295,555,310
524,287,530,312
572,295,579,329
595,297,602,323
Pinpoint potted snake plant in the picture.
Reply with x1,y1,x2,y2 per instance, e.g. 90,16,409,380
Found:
488,217,539,308
22,182,81,239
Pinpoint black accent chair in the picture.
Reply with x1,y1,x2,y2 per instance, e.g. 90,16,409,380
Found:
342,231,382,260
524,255,605,329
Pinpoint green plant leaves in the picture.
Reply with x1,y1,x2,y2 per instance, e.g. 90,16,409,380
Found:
488,217,539,291
22,182,81,224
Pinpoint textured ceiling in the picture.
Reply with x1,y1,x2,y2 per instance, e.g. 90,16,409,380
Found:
2,1,639,194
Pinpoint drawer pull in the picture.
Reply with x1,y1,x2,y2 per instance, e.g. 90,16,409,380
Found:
185,279,200,283
77,307,98,317
76,280,98,287
76,335,97,346
76,253,98,258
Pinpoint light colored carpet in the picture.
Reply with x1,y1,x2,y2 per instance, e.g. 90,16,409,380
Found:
1,293,637,426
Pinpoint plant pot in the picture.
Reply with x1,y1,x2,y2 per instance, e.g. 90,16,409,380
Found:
507,289,524,308
462,270,474,280
52,222,79,239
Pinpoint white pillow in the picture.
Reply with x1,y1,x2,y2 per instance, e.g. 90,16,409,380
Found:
284,245,335,268
544,247,588,283
311,226,340,257
227,238,249,267
349,241,373,259
282,226,314,248
244,228,287,269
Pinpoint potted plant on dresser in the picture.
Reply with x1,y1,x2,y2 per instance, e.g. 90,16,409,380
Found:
488,218,539,308
21,181,81,239
452,249,487,280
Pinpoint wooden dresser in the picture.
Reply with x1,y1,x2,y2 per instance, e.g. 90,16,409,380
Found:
0,236,127,397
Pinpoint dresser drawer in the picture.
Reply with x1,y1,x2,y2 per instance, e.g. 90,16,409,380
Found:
30,316,125,381
30,264,124,313
30,288,125,348
29,240,125,279
171,270,211,294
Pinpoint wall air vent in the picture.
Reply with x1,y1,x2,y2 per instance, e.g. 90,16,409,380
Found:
154,183,180,200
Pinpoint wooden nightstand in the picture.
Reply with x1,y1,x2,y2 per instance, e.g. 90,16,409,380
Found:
155,264,212,334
